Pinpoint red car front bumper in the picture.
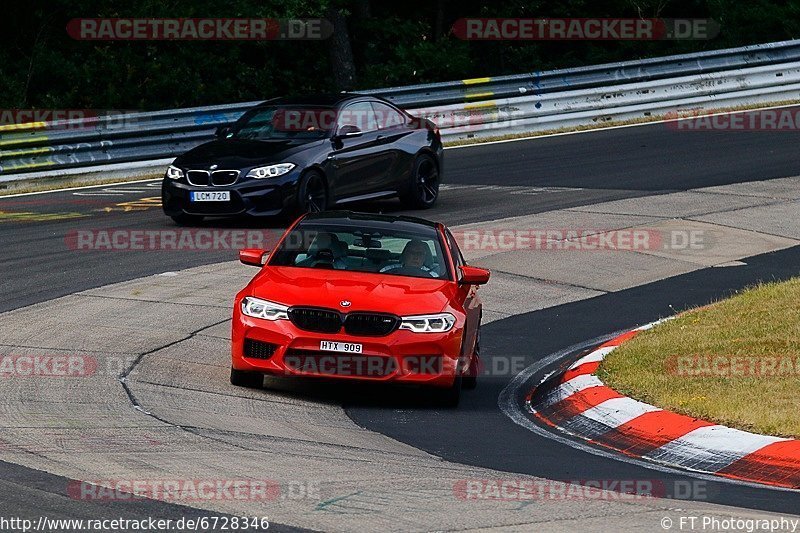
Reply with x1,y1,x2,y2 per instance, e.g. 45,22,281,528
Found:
231,309,465,388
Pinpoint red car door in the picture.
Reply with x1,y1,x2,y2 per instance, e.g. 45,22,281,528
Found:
444,228,482,358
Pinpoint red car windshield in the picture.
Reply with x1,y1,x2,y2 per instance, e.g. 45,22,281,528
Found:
269,223,451,280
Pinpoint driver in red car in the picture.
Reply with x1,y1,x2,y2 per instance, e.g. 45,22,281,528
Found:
380,239,438,277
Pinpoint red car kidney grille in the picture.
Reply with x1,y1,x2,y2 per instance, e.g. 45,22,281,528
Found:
288,307,400,336
288,307,343,333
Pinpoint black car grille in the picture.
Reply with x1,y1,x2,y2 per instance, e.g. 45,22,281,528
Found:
244,339,278,360
289,307,343,333
344,313,400,336
212,170,239,185
186,169,240,186
187,170,211,186
288,307,400,337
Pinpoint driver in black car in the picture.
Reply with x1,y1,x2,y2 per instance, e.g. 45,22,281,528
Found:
380,239,437,277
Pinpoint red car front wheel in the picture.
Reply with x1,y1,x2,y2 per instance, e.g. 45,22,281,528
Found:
435,375,462,407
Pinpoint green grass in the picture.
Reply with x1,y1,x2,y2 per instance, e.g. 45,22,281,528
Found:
597,278,800,438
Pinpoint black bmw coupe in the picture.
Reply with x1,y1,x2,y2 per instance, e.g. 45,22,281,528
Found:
162,94,444,224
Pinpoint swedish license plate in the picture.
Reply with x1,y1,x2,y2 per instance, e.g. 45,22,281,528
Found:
320,341,363,354
190,191,230,202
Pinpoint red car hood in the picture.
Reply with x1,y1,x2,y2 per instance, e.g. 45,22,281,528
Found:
248,266,457,315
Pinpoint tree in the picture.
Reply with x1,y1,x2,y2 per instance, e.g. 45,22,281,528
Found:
327,4,357,91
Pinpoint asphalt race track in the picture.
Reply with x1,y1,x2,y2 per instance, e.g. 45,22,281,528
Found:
348,245,800,514
6,110,800,312
2,114,800,527
0,180,640,314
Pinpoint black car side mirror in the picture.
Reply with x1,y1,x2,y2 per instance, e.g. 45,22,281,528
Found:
215,125,233,139
335,125,363,139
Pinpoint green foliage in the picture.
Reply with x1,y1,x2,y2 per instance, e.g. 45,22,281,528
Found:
0,0,795,109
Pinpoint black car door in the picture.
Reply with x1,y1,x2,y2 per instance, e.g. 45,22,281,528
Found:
329,101,395,201
371,101,415,192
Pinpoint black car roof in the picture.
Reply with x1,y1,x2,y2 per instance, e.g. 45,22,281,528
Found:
257,93,376,108
299,211,440,235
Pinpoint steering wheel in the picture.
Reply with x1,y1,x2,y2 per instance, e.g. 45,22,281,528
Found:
390,266,433,277
310,249,338,269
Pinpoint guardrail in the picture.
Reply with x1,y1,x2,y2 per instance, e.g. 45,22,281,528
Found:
415,61,800,142
360,39,800,107
2,39,800,178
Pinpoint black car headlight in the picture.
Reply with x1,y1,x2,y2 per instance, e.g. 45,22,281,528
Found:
247,163,296,179
166,165,184,180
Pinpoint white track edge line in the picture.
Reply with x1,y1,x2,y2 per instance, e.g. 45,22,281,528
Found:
0,178,162,199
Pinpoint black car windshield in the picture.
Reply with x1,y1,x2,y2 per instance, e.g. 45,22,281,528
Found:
269,223,451,280
231,105,335,141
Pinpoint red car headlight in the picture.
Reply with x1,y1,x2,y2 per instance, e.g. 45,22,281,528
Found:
399,313,456,333
241,297,290,321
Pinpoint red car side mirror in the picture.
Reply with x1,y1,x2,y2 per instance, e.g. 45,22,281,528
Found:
459,265,490,285
239,249,269,267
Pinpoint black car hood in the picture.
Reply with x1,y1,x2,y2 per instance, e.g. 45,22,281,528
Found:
175,138,323,169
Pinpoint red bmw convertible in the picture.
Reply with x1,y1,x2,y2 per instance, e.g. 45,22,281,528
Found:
230,211,490,405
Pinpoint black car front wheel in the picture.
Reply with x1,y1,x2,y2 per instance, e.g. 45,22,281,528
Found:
297,171,329,214
400,154,440,209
